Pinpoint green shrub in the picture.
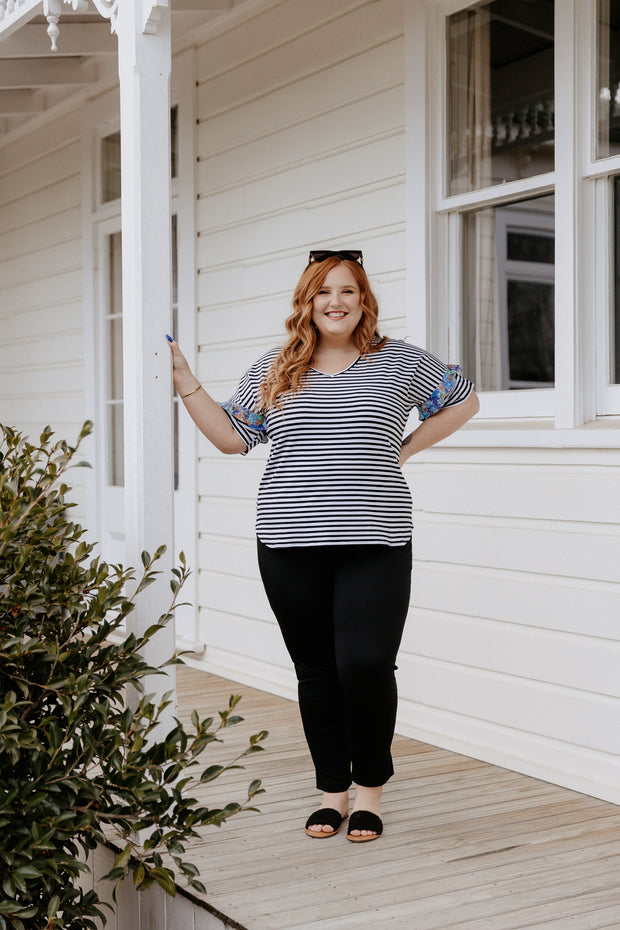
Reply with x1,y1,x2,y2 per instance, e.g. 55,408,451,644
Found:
0,423,267,929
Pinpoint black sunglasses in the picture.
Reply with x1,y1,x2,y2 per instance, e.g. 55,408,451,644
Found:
308,249,363,266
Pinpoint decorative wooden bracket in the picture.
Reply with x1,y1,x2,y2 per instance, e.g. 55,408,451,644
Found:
142,0,169,35
44,0,167,51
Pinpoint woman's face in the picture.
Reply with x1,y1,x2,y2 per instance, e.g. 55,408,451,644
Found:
311,264,364,345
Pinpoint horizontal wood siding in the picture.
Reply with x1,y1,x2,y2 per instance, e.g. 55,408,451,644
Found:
0,110,87,516
194,0,406,686
400,446,620,802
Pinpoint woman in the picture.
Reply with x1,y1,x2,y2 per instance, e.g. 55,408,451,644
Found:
167,250,479,842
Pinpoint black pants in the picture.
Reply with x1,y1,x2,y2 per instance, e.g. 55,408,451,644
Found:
257,537,412,792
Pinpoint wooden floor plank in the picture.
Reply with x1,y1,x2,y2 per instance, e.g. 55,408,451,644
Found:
171,666,620,930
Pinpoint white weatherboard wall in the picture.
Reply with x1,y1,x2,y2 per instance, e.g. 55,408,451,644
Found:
398,444,620,804
0,109,88,519
195,0,408,689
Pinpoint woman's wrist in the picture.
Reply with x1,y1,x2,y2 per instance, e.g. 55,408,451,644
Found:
174,371,200,395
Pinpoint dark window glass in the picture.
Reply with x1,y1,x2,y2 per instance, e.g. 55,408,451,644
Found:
448,0,554,195
507,232,554,264
597,0,620,158
101,106,178,204
171,105,178,179
101,131,121,203
507,280,555,384
612,177,620,383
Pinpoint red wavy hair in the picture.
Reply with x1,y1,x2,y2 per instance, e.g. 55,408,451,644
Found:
258,256,386,410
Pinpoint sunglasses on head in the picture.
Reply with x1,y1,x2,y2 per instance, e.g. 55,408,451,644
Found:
308,249,364,266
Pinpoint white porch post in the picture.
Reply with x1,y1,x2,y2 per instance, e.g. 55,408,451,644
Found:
115,1,176,709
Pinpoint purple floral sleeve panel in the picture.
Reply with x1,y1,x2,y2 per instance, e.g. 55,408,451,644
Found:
417,365,463,421
220,401,267,432
219,400,269,452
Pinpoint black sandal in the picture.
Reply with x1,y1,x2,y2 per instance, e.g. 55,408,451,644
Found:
304,807,347,838
345,810,383,843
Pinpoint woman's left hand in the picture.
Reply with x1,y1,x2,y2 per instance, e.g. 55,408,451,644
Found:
399,391,480,466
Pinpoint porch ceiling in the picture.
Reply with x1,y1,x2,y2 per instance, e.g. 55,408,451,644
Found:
0,0,234,138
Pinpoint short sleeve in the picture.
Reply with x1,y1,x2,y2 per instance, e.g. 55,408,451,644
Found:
409,351,474,421
219,362,270,453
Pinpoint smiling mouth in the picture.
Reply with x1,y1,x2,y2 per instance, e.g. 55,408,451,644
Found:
325,311,347,319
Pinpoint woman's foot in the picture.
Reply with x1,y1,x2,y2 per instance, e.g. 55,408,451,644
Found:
348,784,383,839
305,790,349,836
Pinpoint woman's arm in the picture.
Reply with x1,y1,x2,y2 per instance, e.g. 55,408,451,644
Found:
399,391,480,467
167,337,246,455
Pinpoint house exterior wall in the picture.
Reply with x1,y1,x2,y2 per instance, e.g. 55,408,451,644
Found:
0,0,618,805
0,109,87,517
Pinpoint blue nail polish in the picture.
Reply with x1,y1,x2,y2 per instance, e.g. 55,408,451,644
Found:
165,334,173,342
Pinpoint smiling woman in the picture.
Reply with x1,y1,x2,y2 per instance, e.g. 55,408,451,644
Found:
167,249,478,843
311,265,364,367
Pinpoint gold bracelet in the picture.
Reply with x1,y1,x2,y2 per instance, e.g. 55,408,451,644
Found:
181,383,201,399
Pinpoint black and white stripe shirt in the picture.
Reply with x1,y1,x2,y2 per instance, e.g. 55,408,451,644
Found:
221,339,473,547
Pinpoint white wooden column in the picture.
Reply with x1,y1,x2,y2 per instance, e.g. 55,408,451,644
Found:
115,1,175,707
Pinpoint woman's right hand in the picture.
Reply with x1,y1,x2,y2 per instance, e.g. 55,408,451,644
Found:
166,335,200,396
165,335,245,454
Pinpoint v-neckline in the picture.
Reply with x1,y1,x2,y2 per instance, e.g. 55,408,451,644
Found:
310,355,360,377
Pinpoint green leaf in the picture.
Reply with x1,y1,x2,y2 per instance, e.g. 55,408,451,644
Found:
151,867,176,897
114,845,133,870
47,895,61,918
133,864,146,888
200,764,224,783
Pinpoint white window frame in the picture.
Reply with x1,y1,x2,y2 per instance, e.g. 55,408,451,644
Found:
581,0,620,414
406,0,620,432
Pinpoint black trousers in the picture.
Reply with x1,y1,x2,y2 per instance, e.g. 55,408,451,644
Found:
257,537,412,792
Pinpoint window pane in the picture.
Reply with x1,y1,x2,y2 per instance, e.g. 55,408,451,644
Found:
507,231,554,264
106,232,124,486
447,0,554,196
107,232,123,403
107,403,124,487
171,105,178,179
506,280,554,384
101,107,178,202
463,194,555,390
108,317,123,401
108,232,122,316
612,177,620,382
101,131,121,203
597,1,620,158
171,213,179,491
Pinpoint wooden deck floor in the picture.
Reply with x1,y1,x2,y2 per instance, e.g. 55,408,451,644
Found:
175,666,620,930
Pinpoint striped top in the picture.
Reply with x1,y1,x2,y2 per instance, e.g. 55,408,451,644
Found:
221,339,474,547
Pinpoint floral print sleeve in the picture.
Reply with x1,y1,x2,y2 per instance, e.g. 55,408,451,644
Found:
219,351,278,453
418,365,464,420
406,348,474,421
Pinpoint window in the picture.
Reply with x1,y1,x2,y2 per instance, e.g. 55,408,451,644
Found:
597,0,620,158
463,194,555,391
101,132,121,204
101,219,180,490
599,2,620,392
100,106,178,205
171,212,180,490
447,0,554,196
613,178,620,383
105,231,124,486
441,0,556,414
